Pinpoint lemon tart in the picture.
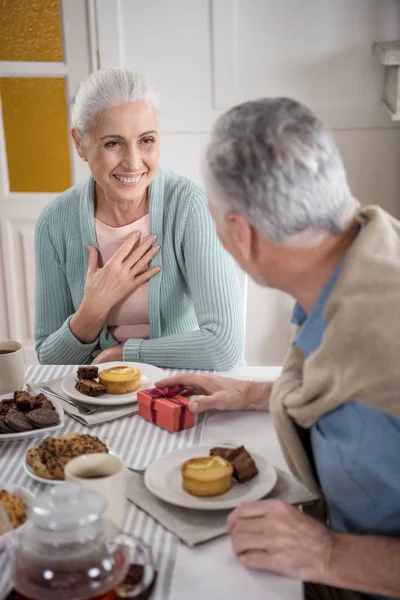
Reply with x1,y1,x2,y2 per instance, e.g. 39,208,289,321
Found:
98,366,141,395
181,456,233,497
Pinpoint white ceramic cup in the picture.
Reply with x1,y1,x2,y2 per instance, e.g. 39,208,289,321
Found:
0,340,24,395
65,453,127,530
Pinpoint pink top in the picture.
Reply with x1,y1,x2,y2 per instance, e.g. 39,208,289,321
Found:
95,214,150,343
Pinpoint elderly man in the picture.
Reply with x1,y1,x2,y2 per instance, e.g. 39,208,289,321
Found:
157,98,400,600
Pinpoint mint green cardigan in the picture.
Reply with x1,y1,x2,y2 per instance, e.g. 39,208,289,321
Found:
35,168,244,369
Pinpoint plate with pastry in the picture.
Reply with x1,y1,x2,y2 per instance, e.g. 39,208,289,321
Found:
0,391,64,442
61,362,166,406
0,484,35,550
23,433,116,484
144,444,277,510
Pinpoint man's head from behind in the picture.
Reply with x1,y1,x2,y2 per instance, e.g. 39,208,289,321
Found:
204,97,359,290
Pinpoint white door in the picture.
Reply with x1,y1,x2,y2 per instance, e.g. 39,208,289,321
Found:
0,0,91,362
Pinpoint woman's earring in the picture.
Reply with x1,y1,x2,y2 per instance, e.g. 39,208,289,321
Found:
81,156,87,162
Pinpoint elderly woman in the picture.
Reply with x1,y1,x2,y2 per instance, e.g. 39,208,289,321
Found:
34,68,244,369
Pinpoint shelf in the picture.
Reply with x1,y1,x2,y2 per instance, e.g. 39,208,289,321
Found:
373,40,400,121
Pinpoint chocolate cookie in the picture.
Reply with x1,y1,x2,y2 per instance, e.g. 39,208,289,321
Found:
68,434,108,457
26,445,40,468
77,366,98,380
5,411,34,432
27,408,59,428
38,437,69,463
46,455,72,480
0,401,16,416
0,416,15,433
36,397,55,411
75,378,107,397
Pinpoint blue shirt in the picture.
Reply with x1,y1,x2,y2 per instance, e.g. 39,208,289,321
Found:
292,260,400,600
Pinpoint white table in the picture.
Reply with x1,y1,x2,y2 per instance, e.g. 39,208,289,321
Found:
0,365,302,600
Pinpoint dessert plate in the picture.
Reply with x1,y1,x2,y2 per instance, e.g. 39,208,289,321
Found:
61,361,166,406
23,448,118,485
144,445,277,510
0,395,64,442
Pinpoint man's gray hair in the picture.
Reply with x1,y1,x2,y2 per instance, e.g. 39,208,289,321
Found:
72,68,158,139
205,97,359,244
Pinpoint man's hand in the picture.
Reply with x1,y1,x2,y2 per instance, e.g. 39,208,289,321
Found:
92,343,124,365
154,373,272,413
228,499,334,582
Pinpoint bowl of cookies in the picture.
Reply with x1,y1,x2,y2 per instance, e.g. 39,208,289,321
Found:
24,433,111,484
0,484,35,550
0,390,64,442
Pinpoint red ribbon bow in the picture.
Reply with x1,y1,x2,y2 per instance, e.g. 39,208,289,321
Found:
146,386,186,430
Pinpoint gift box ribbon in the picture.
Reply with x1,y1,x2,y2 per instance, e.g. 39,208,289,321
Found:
146,386,187,430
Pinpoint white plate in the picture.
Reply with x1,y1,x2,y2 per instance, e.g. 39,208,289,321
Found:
24,448,118,485
0,396,64,442
144,446,277,510
61,361,166,406
0,483,36,551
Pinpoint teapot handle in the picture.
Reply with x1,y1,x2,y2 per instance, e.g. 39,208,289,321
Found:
112,533,157,598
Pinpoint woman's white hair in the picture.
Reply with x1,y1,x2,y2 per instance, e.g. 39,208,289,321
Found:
72,67,158,139
204,97,360,244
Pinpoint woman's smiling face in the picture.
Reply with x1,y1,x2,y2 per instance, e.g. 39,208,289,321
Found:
74,101,160,203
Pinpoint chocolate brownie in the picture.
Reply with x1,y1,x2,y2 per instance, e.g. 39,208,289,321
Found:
0,401,16,416
77,366,98,380
5,411,34,432
75,378,107,396
27,408,59,428
15,392,37,412
210,445,258,483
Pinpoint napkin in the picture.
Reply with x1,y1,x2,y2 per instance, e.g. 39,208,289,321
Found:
27,378,138,428
127,469,319,547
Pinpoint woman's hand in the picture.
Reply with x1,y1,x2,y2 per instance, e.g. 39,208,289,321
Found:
154,373,273,413
70,232,161,344
92,343,124,365
85,231,161,316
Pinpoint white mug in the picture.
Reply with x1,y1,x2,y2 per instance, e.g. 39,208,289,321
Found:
65,453,127,529
0,340,24,395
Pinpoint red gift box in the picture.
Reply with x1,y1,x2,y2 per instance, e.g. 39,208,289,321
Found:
137,386,195,433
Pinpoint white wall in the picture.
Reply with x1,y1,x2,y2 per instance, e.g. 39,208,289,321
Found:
95,0,400,365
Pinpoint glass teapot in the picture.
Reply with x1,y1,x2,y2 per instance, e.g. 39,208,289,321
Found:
11,484,155,600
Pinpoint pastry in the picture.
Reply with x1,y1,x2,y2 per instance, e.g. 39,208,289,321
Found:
99,366,141,394
77,366,98,380
75,379,107,396
5,412,34,432
27,433,110,481
210,446,259,483
181,456,233,497
27,408,59,428
0,490,27,529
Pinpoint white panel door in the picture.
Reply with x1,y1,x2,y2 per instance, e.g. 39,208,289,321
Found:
0,1,91,363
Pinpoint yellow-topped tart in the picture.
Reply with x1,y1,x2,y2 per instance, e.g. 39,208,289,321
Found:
98,366,141,395
181,456,233,497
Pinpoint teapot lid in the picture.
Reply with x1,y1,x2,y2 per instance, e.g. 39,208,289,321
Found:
32,483,106,531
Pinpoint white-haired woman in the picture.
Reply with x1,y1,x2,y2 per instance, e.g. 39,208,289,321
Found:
34,68,244,369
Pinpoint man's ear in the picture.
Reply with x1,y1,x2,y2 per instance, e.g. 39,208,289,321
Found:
226,213,256,261
71,128,86,160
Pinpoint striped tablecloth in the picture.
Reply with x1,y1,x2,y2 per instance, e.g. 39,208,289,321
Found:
0,365,206,600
